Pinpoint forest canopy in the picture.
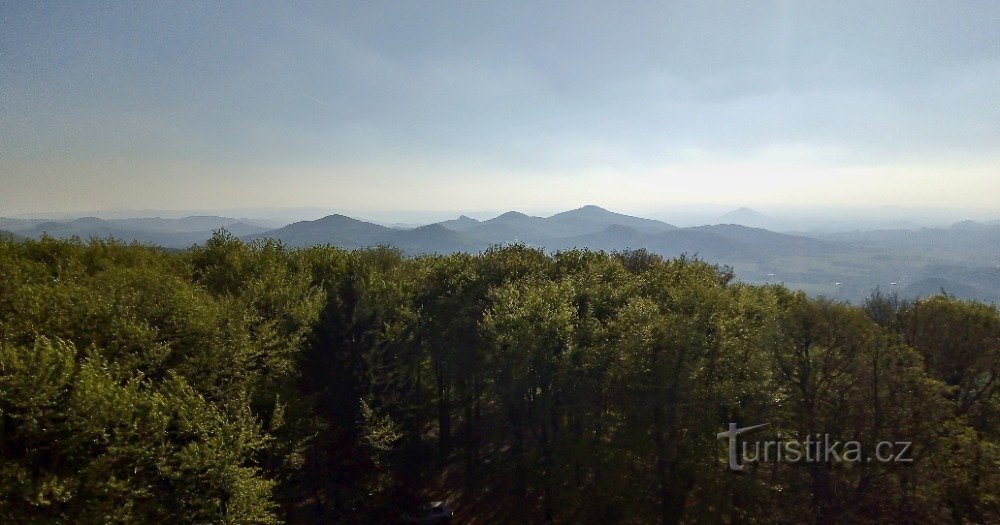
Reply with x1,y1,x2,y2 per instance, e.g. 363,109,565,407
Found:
1,232,997,524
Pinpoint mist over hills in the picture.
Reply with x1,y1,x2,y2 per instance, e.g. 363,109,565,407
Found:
714,207,780,230
0,216,270,248
0,230,22,241
3,206,998,304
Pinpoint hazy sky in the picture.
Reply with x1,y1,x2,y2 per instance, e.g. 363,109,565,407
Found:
2,1,998,217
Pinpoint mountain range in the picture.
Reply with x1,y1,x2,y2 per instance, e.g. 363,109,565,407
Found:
244,205,828,262
3,206,998,304
0,216,270,248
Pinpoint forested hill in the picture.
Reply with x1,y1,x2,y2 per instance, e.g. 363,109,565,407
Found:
1,232,998,523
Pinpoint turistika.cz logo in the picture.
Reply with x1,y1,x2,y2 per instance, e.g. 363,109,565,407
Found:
717,423,913,472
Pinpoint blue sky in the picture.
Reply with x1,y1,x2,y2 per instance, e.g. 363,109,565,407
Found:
2,1,998,217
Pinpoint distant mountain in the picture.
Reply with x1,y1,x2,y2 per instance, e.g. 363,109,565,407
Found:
378,222,426,230
716,207,774,229
908,265,1000,303
553,226,761,261
903,277,984,302
462,212,539,242
25,218,130,239
115,215,272,234
919,264,1000,291
456,205,677,244
555,224,648,249
14,216,271,248
217,222,272,237
950,219,1000,231
379,224,479,254
546,205,677,236
541,222,837,265
0,218,48,232
817,227,1000,266
437,215,481,233
252,207,831,265
247,215,478,253
0,229,22,241
690,224,834,256
245,214,392,248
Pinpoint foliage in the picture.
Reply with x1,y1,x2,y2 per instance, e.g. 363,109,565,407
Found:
1,233,998,523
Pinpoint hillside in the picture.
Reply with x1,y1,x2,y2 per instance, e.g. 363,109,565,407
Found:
244,214,392,248
7,216,271,248
715,207,775,229
436,214,481,232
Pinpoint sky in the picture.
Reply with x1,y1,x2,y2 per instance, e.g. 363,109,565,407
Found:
2,1,998,219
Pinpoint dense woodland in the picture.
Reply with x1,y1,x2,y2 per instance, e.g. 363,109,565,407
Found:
1,232,998,524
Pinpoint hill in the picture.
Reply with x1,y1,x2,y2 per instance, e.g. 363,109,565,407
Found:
454,205,677,244
436,215,481,232
715,207,776,229
949,219,1000,231
378,224,480,254
903,277,984,301
11,216,272,248
244,214,392,248
690,224,834,257
545,205,677,236
245,215,478,254
0,229,22,241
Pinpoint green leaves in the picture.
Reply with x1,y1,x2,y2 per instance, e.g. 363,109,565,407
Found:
0,336,279,523
1,235,999,523
0,337,76,414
